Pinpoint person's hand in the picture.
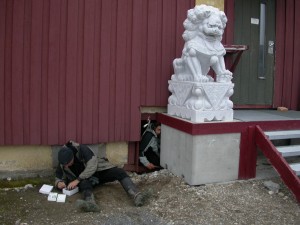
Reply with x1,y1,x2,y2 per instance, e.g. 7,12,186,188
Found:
57,181,66,190
67,179,80,190
146,163,157,170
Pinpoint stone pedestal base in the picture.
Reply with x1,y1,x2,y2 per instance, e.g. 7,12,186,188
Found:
167,81,234,123
168,105,233,123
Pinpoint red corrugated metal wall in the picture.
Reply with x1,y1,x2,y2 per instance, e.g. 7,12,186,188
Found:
274,0,300,110
0,0,194,145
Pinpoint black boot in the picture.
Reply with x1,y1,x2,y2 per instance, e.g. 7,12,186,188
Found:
76,190,100,212
120,177,146,207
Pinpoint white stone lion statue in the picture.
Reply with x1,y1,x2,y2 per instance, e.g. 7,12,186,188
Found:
172,5,232,83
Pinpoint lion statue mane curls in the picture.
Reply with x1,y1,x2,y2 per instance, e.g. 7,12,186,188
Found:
172,4,232,83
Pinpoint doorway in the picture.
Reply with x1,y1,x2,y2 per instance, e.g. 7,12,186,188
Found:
232,0,276,107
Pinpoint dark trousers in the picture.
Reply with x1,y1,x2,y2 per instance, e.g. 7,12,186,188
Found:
78,167,129,192
144,149,160,167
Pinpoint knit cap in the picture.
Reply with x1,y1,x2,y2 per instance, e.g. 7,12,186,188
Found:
58,146,74,165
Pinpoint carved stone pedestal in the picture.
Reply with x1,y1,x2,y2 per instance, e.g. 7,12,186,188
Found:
168,81,234,123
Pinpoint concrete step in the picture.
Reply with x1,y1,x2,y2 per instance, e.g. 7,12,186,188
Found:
265,130,300,140
276,145,300,157
290,163,300,176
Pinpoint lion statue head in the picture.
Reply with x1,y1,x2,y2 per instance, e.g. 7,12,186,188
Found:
182,5,227,42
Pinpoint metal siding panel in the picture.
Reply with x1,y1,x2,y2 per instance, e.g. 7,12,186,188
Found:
92,0,101,143
292,0,300,109
65,0,79,141
145,0,159,105
0,0,7,144
47,0,61,144
1,0,198,145
139,0,149,106
159,0,176,106
154,0,163,106
30,0,43,144
4,0,12,144
98,0,112,142
130,0,144,141
81,0,96,143
282,0,295,109
75,0,85,143
58,0,67,144
11,0,25,144
41,0,50,144
115,0,128,140
23,0,31,144
175,0,188,58
274,0,286,107
224,0,234,44
124,0,133,141
108,0,117,141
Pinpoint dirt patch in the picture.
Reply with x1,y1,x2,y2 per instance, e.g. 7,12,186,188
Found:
0,169,299,225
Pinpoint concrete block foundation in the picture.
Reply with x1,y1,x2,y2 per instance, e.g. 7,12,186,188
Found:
161,124,240,185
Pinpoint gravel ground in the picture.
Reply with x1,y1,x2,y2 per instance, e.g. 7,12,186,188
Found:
0,169,299,225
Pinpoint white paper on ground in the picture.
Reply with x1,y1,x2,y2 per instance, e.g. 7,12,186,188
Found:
47,192,58,201
56,194,66,203
39,184,54,195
